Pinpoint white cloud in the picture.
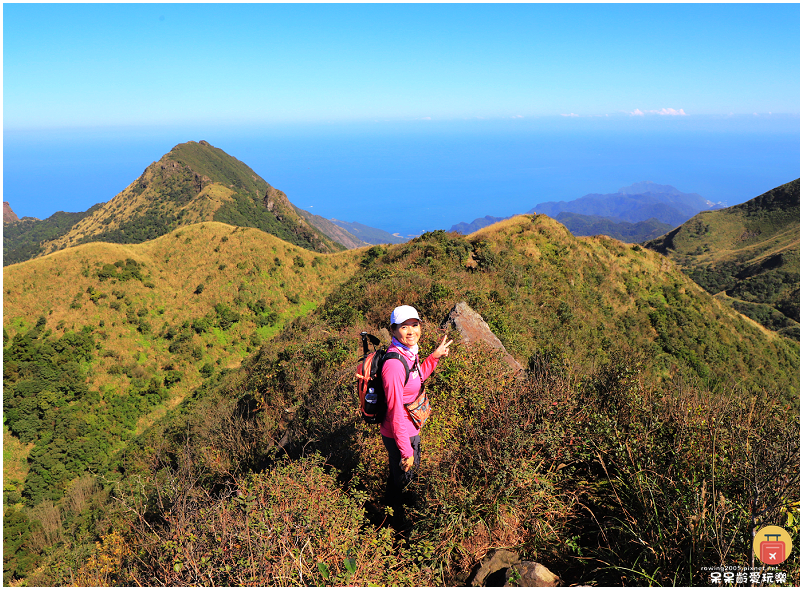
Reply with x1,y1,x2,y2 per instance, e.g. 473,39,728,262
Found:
561,113,579,117
511,115,524,119
630,107,688,116
653,107,687,116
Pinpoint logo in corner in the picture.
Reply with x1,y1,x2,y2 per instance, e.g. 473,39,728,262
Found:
754,525,792,566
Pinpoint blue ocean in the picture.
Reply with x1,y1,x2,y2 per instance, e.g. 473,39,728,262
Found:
4,117,799,238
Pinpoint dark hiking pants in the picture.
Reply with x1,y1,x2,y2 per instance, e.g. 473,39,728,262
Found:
382,434,421,492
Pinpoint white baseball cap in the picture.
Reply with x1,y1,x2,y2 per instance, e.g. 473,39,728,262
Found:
390,305,420,326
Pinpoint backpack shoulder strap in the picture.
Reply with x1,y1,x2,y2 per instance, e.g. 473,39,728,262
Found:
383,351,411,386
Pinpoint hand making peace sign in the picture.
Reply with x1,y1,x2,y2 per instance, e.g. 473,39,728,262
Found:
431,334,454,359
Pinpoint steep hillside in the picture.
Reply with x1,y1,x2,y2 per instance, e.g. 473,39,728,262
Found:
645,177,800,340
6,215,799,587
3,222,363,507
36,141,350,257
98,216,798,587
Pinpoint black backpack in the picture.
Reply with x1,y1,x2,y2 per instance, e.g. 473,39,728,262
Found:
356,332,410,424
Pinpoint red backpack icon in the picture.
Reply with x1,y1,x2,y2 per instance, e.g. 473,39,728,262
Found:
760,534,786,565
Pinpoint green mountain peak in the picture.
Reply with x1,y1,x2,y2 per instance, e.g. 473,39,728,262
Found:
28,141,352,258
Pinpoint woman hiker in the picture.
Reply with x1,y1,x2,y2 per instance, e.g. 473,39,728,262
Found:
381,305,452,521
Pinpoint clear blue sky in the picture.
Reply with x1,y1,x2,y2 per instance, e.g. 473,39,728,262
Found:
5,3,800,129
4,3,800,235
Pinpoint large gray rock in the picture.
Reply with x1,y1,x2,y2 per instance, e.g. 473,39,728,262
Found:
440,302,524,374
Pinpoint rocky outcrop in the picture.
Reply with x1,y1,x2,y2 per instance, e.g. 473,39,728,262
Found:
467,549,560,587
440,302,524,374
4,201,20,223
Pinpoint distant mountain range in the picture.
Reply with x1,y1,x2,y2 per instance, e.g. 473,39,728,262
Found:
530,182,723,226
8,147,722,267
9,139,793,346
3,141,405,266
450,182,725,243
450,177,800,340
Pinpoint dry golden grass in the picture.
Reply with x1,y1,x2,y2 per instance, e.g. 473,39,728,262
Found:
459,505,526,569
4,222,364,447
663,206,800,271
181,184,236,223
3,425,34,497
41,181,139,253
469,214,538,240
6,222,360,325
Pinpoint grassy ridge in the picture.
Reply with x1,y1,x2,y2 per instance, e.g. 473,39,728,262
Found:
5,215,800,586
319,215,799,395
165,140,270,197
3,222,362,503
5,222,361,358
646,177,800,340
98,217,799,586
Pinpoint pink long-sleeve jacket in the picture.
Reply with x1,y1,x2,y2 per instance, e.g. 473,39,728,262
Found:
379,343,439,458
